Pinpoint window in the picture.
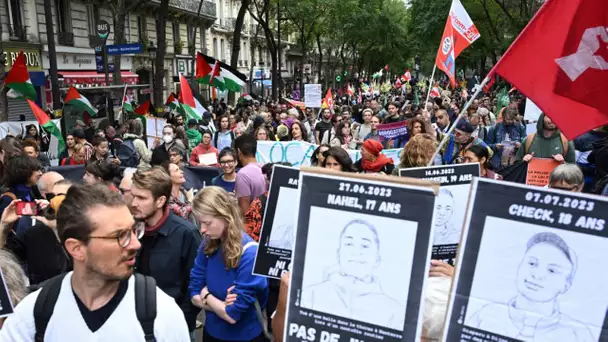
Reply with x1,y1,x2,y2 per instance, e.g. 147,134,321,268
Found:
137,16,147,41
55,0,71,33
172,22,180,44
6,0,24,39
187,24,194,49
243,41,247,62
200,27,206,53
213,38,218,58
220,39,225,61
86,4,98,36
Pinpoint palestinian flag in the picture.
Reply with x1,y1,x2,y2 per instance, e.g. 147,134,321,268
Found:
196,53,246,93
165,93,181,111
123,95,134,113
179,74,207,121
5,51,37,100
64,87,97,116
27,99,65,154
135,100,151,115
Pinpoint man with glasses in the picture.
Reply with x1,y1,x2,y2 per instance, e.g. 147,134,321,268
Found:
548,164,584,192
212,148,238,193
130,167,201,337
0,183,190,341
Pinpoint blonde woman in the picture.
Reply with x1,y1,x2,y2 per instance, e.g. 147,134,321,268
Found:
392,133,438,175
189,186,269,342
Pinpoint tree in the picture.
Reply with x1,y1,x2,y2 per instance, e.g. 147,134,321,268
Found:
229,0,251,102
249,0,279,100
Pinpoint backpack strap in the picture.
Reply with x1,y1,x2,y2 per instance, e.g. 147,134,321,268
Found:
34,273,68,342
560,133,569,156
134,273,157,342
213,132,219,148
524,133,536,154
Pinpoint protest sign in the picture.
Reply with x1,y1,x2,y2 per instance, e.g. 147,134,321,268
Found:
376,121,408,142
253,165,299,278
526,158,560,187
285,168,437,342
399,163,479,264
304,84,322,108
443,179,608,342
0,266,15,318
145,117,166,147
255,141,402,168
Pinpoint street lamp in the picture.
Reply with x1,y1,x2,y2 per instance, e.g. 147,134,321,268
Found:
148,41,157,112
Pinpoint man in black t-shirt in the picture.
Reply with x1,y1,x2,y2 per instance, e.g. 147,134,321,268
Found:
315,108,333,144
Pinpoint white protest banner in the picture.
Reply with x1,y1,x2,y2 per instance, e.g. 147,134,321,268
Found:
286,168,437,342
255,141,402,168
524,97,542,121
304,84,322,108
443,179,608,342
0,119,63,164
146,117,166,148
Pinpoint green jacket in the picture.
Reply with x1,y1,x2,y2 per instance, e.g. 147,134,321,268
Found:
186,128,202,153
514,114,575,163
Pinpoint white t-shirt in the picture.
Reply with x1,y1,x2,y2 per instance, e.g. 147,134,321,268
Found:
0,272,190,342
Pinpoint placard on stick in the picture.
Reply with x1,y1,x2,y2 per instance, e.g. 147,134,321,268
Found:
399,163,479,265
253,164,300,278
443,179,608,342
285,168,437,342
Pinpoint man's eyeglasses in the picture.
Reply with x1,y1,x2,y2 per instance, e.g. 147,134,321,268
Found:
549,183,580,191
89,223,145,247
220,159,235,165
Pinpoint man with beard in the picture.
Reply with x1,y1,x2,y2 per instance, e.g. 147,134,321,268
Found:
515,113,575,164
440,121,493,165
315,108,333,144
130,167,202,337
486,108,527,169
0,184,189,341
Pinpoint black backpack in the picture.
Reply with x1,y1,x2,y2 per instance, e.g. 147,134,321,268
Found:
116,138,141,167
33,273,157,342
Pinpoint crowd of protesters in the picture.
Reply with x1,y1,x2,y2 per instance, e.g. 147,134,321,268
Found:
0,85,601,341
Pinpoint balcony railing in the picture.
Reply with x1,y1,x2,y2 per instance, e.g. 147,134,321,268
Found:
58,31,74,46
149,0,216,18
9,25,27,42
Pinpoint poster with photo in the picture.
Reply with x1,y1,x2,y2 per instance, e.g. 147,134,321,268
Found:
253,165,300,278
443,179,608,342
285,168,437,342
399,163,479,264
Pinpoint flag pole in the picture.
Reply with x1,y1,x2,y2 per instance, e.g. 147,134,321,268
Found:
427,76,490,166
424,65,437,106
120,84,128,123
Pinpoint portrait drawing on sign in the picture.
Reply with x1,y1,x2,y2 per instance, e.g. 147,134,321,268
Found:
300,219,405,330
433,188,460,246
466,232,594,341
267,188,297,250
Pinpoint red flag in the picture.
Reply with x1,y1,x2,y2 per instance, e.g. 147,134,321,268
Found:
483,75,496,92
322,89,334,110
488,0,608,139
210,62,221,84
134,100,151,115
346,83,354,97
384,65,389,71
395,79,403,89
402,70,412,82
430,86,441,98
435,0,480,87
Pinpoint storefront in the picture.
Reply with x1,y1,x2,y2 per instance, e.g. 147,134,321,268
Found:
4,45,45,121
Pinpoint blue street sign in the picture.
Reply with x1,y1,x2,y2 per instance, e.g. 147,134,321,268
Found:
106,43,143,55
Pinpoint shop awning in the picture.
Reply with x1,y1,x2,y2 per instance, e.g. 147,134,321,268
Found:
58,71,139,86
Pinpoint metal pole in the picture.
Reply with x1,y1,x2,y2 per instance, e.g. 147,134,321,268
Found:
43,0,60,110
151,62,155,116
103,45,113,122
426,76,490,166
261,68,264,99
424,64,437,107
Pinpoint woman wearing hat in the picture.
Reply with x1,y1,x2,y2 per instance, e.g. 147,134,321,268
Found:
354,139,395,174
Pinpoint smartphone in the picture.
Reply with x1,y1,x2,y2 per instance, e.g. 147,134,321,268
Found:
16,201,38,216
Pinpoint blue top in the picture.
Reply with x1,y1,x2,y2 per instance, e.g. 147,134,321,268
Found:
189,233,268,340
212,174,236,193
